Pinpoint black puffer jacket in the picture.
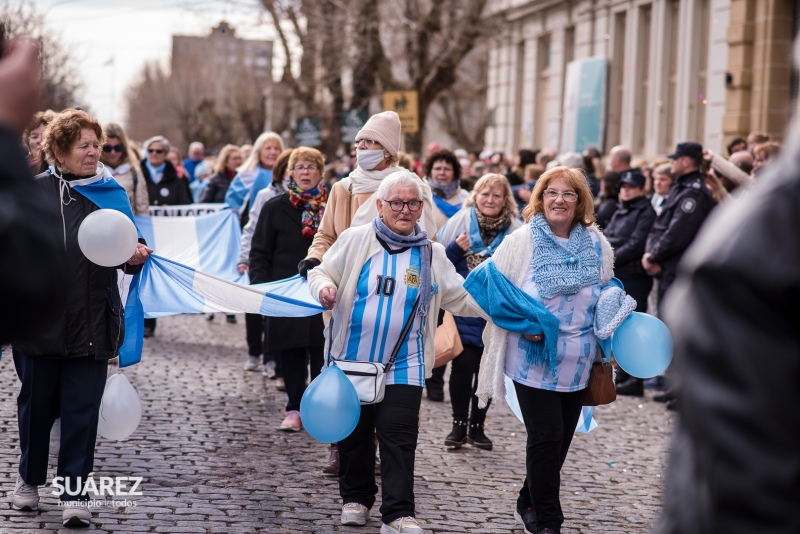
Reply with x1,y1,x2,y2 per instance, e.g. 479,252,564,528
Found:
656,145,800,534
11,173,144,360
141,159,192,206
603,195,656,273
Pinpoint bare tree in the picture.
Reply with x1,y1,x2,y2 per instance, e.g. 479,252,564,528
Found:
262,0,490,154
0,0,83,112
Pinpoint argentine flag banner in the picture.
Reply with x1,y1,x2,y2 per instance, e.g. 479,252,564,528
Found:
134,209,247,284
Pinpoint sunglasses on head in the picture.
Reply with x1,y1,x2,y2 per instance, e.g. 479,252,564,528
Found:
148,148,164,154
103,145,124,153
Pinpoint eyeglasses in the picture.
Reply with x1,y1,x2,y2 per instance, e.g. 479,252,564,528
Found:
354,138,381,149
293,165,318,172
543,189,579,202
383,199,422,212
103,145,124,153
148,148,164,154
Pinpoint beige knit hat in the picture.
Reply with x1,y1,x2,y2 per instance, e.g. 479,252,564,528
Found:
356,111,402,157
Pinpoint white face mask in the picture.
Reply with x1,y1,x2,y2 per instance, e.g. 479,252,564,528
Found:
356,149,386,171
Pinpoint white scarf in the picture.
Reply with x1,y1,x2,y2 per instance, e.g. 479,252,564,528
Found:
348,165,402,194
108,162,131,176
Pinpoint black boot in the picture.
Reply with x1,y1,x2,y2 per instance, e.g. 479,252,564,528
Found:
467,422,493,450
616,377,644,396
444,420,467,448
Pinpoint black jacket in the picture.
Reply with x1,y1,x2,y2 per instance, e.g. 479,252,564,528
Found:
249,193,324,352
12,172,144,359
645,170,714,290
595,196,618,229
0,126,67,344
656,146,800,534
141,159,192,206
603,195,656,273
199,171,233,203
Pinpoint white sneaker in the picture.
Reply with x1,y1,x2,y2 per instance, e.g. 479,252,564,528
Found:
341,502,370,526
243,356,261,371
62,506,92,527
381,516,424,533
262,360,277,378
11,473,39,511
50,419,61,457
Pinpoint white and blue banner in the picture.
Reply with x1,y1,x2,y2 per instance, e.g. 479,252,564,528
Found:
134,209,247,284
575,406,598,433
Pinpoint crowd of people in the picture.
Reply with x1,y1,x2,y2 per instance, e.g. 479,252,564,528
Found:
1,34,785,534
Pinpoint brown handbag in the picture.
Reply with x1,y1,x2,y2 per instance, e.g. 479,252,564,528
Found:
583,361,617,406
433,311,464,368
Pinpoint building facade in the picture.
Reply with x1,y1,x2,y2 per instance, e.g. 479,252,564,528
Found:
484,0,797,158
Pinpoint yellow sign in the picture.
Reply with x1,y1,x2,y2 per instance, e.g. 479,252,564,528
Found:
383,90,419,133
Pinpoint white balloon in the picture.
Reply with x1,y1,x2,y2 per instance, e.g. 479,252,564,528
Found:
98,373,142,441
78,209,138,267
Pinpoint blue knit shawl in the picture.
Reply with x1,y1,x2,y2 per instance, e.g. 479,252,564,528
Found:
530,214,600,298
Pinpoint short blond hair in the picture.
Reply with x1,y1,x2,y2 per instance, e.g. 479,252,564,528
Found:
522,166,595,226
464,173,518,218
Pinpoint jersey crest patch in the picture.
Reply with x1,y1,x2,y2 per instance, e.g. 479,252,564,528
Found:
404,266,420,288
681,198,696,213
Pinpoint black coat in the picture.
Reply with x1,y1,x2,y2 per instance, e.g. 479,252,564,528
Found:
603,195,656,273
249,192,324,352
655,144,800,534
199,171,233,203
645,170,714,292
595,196,618,229
0,126,67,344
12,173,145,359
141,159,192,206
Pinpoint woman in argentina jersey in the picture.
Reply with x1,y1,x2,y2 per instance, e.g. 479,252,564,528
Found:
473,166,617,534
308,171,487,534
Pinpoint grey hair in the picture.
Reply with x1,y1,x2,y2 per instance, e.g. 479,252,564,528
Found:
376,170,424,201
557,152,584,169
189,141,205,151
144,135,171,155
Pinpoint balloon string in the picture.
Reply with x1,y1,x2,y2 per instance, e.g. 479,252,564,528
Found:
54,169,76,249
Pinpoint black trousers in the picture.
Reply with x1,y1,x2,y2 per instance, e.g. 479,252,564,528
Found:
278,346,323,412
449,344,490,423
143,317,156,332
14,351,108,502
338,385,423,524
617,273,652,313
245,314,278,370
514,381,586,530
426,364,445,390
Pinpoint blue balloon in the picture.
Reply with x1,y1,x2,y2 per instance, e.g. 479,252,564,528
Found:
300,365,361,443
611,312,673,378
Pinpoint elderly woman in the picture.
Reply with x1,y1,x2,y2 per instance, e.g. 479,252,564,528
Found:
224,131,284,216
140,135,192,207
308,171,486,534
437,173,520,450
11,109,150,528
100,122,149,215
22,109,56,171
249,147,327,431
474,166,620,534
426,148,470,231
199,144,243,203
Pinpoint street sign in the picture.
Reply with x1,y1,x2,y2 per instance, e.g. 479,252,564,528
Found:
382,90,419,133
296,117,322,147
341,108,368,143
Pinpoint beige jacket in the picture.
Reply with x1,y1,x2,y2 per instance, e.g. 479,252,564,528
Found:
109,162,150,215
307,223,487,377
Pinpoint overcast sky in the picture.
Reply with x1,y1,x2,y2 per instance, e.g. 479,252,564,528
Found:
34,0,278,126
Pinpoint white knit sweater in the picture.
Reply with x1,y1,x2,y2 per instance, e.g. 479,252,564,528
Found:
475,223,615,408
307,223,488,377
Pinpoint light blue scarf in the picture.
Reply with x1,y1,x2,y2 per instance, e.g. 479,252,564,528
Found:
530,213,599,298
468,205,510,256
145,161,166,184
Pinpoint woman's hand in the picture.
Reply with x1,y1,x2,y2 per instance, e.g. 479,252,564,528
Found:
319,286,337,310
455,231,470,252
237,263,249,275
127,243,153,265
524,334,543,342
641,253,662,275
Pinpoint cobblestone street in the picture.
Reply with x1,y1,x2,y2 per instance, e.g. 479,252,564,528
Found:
1,314,673,533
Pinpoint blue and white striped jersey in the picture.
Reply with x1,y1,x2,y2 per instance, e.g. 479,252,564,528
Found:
340,245,426,387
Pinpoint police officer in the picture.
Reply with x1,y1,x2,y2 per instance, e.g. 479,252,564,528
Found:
604,169,656,396
643,142,714,311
